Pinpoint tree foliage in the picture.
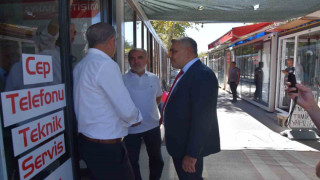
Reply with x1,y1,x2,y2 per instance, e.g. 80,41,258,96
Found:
150,21,199,50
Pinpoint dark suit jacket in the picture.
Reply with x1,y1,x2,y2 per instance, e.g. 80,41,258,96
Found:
164,60,220,159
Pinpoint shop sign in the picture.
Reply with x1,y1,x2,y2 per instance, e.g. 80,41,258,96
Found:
22,54,53,85
21,0,100,20
289,91,318,128
71,1,100,18
18,134,65,180
11,111,65,157
23,1,58,20
44,158,73,180
1,84,66,127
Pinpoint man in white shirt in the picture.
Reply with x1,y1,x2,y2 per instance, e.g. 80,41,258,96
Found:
123,48,164,180
73,23,142,180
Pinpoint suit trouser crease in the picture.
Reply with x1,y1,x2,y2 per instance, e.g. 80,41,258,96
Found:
78,135,134,180
124,126,164,180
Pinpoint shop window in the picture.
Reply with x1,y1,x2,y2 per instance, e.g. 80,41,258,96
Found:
297,31,320,107
278,37,295,111
71,0,102,67
235,42,262,100
0,1,89,179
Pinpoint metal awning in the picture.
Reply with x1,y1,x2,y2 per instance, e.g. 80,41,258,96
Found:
135,0,320,22
208,23,272,49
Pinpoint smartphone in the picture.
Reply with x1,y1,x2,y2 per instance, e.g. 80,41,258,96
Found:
288,72,298,93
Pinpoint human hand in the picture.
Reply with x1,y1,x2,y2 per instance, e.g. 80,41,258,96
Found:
285,83,317,111
316,160,320,178
182,155,197,173
131,122,141,127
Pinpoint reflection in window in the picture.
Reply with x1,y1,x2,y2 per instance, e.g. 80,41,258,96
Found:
235,42,262,100
71,0,101,66
278,37,295,111
297,31,320,107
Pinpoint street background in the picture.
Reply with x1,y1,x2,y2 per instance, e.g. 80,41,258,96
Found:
140,90,320,180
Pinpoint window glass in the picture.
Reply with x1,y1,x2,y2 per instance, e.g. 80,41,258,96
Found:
124,1,134,73
144,25,148,51
0,1,98,179
278,37,295,111
261,41,271,105
136,17,142,48
297,31,320,107
235,42,262,100
71,0,101,67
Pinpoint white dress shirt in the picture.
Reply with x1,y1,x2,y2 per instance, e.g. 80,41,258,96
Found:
123,70,162,134
73,48,142,139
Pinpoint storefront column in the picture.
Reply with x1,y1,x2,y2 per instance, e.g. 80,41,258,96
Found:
116,0,125,73
269,34,278,112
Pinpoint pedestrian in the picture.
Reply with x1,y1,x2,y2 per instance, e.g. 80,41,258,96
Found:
163,37,220,179
228,61,240,103
254,62,263,100
286,82,320,178
282,58,294,76
73,23,142,180
123,48,164,180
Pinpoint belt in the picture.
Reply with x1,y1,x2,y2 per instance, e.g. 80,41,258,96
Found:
79,134,123,144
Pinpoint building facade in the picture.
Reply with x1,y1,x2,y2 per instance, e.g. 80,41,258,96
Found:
0,0,168,179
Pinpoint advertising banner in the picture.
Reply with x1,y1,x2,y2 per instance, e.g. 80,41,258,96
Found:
1,84,66,127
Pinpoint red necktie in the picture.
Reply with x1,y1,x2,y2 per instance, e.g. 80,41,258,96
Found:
159,70,184,125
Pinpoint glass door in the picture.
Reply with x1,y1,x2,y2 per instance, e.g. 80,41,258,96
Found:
278,37,295,111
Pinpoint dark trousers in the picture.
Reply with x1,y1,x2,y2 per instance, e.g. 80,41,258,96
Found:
78,135,134,180
230,82,238,101
172,157,204,180
124,126,164,180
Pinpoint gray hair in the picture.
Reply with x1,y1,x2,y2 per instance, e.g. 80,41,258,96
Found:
128,48,148,58
86,23,116,48
171,37,198,56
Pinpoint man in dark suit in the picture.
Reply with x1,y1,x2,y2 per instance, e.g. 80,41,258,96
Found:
163,37,220,179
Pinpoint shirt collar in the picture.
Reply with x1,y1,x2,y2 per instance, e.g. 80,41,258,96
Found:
182,58,199,73
88,48,111,59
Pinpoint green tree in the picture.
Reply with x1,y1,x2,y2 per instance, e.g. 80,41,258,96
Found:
198,52,207,58
151,21,199,50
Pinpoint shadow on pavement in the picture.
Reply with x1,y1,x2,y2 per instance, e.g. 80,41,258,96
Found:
218,89,320,151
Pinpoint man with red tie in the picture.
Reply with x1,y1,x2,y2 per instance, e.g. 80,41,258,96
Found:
162,37,220,179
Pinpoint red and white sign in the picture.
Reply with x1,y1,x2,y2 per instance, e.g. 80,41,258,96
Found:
11,111,65,157
71,1,100,18
22,54,53,85
44,158,73,180
18,134,65,180
1,84,66,127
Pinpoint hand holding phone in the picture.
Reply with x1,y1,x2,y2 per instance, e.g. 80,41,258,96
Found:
287,72,298,93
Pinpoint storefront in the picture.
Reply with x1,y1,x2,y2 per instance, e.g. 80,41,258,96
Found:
0,0,168,179
234,38,273,108
276,25,320,113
